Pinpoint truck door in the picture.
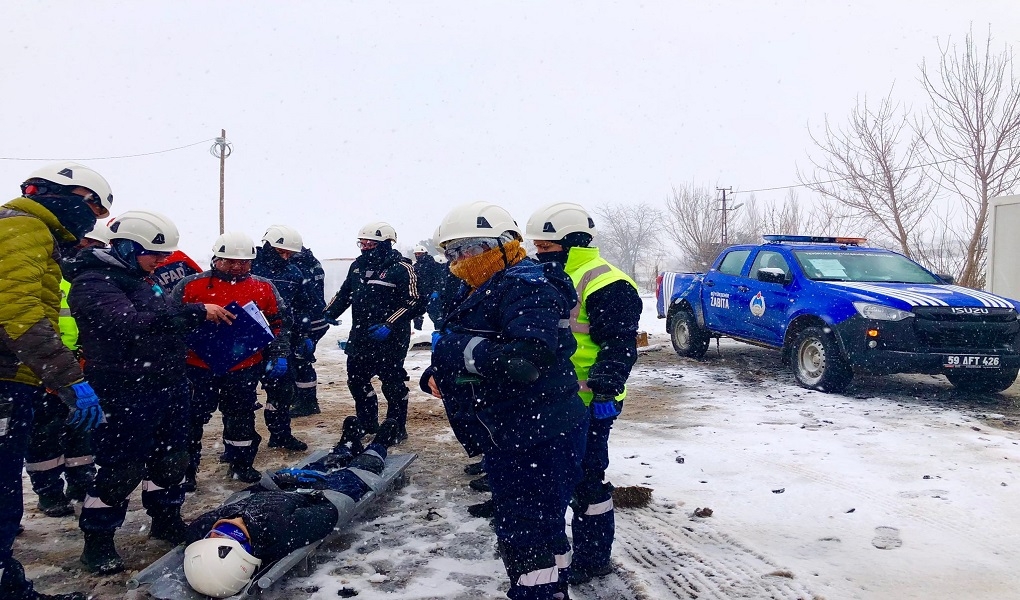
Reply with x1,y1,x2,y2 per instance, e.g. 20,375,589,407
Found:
703,249,752,334
743,250,793,347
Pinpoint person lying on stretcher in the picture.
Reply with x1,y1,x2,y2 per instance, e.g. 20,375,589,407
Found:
182,416,399,598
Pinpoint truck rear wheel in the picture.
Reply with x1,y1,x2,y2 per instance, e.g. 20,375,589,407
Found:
671,309,709,359
789,326,852,392
945,368,1019,393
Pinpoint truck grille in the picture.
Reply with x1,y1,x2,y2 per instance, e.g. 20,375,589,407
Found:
912,307,1020,350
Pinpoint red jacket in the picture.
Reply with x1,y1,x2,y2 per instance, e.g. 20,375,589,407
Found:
171,271,291,371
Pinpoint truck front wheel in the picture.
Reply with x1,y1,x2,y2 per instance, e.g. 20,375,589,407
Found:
945,368,1019,393
789,327,852,392
671,309,709,359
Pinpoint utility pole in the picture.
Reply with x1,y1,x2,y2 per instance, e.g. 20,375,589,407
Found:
716,186,741,245
210,130,232,234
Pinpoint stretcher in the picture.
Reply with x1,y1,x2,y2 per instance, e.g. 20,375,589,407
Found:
127,451,417,599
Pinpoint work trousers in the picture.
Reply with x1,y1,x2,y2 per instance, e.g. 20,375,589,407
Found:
26,391,94,501
487,415,588,600
570,413,617,573
79,375,191,532
0,382,45,599
346,344,410,432
261,367,295,440
188,365,262,471
291,354,319,415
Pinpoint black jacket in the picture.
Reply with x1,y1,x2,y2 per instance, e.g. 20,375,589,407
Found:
324,248,421,353
185,491,336,564
289,247,328,343
65,248,206,387
413,253,445,296
252,244,307,336
583,280,643,396
423,259,585,456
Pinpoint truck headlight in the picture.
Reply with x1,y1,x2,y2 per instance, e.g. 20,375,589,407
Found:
853,302,914,321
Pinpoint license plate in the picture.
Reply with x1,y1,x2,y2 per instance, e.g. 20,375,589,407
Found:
943,354,1001,369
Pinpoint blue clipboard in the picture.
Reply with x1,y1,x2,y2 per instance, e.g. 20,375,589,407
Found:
186,301,275,374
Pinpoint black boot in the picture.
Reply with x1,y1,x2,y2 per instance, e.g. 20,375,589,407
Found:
149,508,188,544
469,475,491,493
80,530,124,574
228,464,262,483
335,416,365,454
464,460,485,476
268,433,308,451
372,418,402,449
37,492,74,518
467,498,494,518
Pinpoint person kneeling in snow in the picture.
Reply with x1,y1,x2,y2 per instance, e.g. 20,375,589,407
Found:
181,416,399,598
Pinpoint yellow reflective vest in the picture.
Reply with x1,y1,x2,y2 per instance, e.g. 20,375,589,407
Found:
59,278,79,351
564,246,637,405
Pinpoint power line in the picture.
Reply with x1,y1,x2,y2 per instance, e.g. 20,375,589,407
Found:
0,138,217,162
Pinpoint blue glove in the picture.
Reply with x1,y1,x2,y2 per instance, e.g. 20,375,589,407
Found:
325,317,341,326
296,338,316,359
62,382,106,430
266,357,288,378
429,291,440,300
431,331,443,351
591,394,623,420
276,468,326,485
367,323,392,341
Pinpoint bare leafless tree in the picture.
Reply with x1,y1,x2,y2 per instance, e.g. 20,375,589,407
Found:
663,183,726,270
919,27,1020,287
800,87,936,258
592,201,663,282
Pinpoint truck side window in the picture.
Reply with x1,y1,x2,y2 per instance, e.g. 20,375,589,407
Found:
750,251,790,280
717,249,751,276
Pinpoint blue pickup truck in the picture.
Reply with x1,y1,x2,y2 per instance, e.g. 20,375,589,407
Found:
656,236,1020,393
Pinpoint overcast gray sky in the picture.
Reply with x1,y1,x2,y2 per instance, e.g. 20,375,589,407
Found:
1,1,1017,260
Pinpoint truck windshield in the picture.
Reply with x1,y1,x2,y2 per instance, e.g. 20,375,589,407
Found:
792,250,940,284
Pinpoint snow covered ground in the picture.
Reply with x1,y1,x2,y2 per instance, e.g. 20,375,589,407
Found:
258,298,1020,600
21,295,1020,599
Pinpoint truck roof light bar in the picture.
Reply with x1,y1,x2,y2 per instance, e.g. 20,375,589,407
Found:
763,235,867,245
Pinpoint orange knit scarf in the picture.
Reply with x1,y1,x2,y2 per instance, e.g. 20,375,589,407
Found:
449,239,527,289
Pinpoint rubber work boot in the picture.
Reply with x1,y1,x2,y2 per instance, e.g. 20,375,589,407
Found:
464,460,485,476
37,492,74,518
268,433,308,451
335,416,365,455
469,475,491,493
563,562,614,585
467,498,494,519
80,530,124,574
228,464,262,483
372,418,402,449
149,510,189,544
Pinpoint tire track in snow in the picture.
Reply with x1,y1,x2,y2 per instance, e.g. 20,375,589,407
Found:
606,501,818,599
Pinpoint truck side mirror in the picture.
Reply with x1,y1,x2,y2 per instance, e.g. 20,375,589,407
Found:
936,273,955,285
757,268,788,285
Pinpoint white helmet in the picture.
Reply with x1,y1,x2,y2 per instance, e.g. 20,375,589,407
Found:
84,219,113,244
107,210,179,252
525,202,596,242
262,224,303,252
23,161,114,217
212,231,257,260
435,201,521,248
413,245,427,254
183,538,262,598
357,221,397,242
